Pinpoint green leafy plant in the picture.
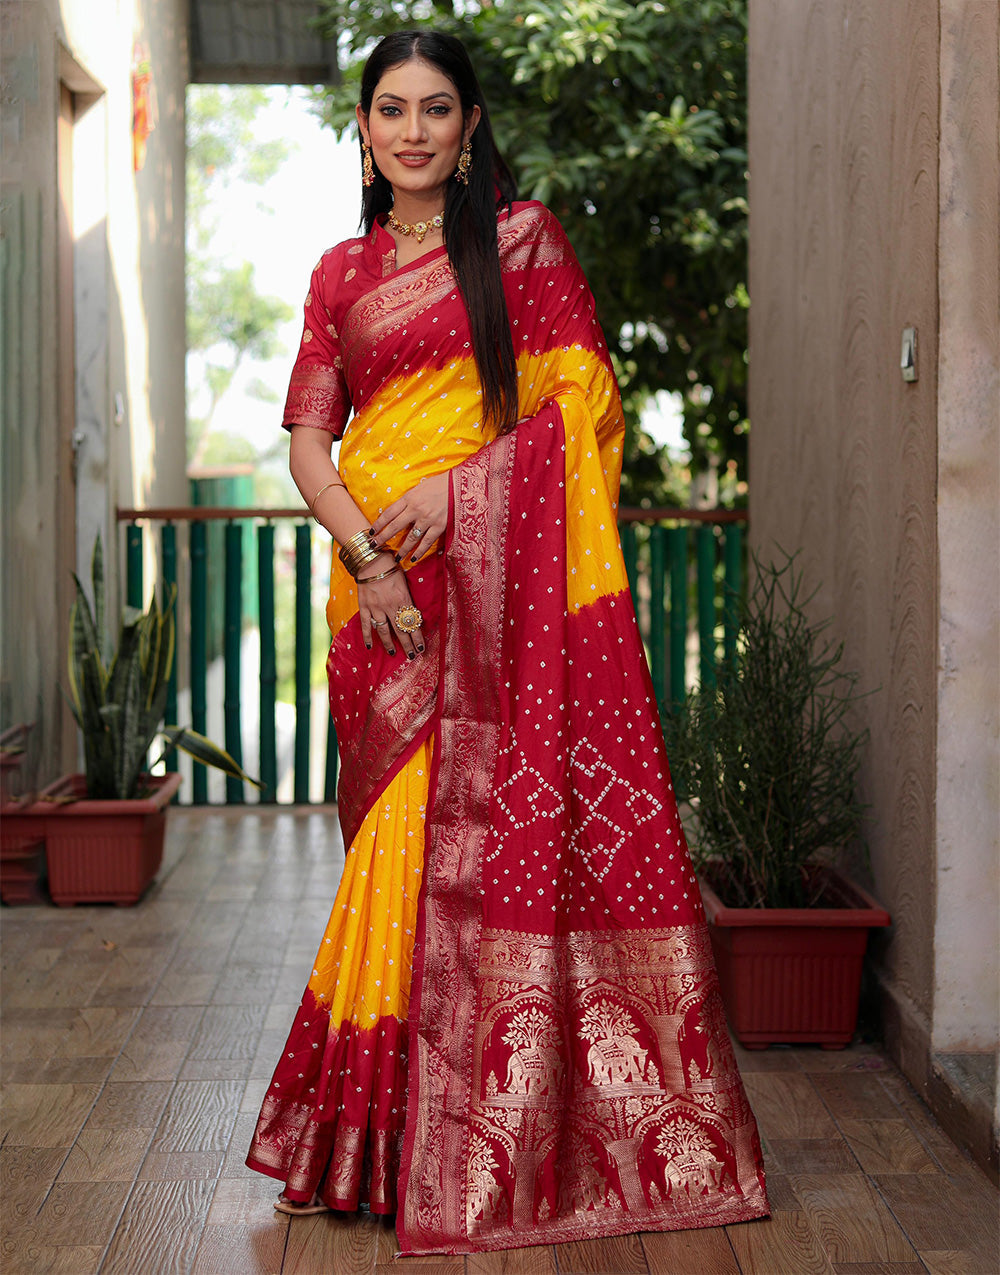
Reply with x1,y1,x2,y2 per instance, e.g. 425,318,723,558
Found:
664,553,869,909
67,536,262,800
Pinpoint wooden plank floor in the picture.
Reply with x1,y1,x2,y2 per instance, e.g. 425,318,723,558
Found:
2,807,997,1274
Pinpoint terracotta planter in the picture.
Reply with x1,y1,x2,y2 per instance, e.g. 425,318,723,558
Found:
1,732,48,904
699,867,891,1049
0,832,48,905
30,772,182,906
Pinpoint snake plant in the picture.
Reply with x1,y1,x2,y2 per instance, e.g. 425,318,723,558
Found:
67,536,261,800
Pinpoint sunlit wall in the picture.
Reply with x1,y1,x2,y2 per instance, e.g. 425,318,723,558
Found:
0,0,188,787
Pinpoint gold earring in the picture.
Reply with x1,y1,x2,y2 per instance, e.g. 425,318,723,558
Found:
455,139,472,185
362,143,375,188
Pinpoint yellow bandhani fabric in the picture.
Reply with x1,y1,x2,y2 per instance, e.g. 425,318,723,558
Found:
307,738,430,1030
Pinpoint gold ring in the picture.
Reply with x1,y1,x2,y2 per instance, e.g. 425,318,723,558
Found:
394,604,423,634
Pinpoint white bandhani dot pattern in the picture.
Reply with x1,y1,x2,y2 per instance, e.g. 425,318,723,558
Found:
567,739,663,882
488,753,565,863
489,738,663,883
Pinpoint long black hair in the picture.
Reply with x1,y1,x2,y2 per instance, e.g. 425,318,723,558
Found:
358,31,519,435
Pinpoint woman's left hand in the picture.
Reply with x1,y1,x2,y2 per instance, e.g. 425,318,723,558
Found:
371,472,450,564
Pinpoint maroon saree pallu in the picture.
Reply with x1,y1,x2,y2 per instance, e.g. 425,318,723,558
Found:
397,409,769,1254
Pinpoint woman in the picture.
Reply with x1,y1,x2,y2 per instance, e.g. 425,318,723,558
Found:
247,30,769,1256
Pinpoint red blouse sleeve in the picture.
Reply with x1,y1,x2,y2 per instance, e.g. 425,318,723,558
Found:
281,256,351,436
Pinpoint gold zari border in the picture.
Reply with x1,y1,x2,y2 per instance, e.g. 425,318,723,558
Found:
468,924,765,1243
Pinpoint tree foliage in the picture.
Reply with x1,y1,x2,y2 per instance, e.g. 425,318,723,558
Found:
186,88,295,461
187,87,292,248
314,0,749,497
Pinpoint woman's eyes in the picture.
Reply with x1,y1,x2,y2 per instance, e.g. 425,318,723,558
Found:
377,104,452,118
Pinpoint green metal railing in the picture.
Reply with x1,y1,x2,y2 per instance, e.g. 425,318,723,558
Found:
117,504,746,805
618,509,745,709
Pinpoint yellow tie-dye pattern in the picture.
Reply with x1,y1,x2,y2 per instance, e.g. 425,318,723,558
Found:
562,391,629,613
512,342,626,612
326,357,485,642
325,344,624,640
308,736,431,1030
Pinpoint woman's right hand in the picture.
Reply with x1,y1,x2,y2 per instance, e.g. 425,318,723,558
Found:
371,472,449,565
357,559,425,659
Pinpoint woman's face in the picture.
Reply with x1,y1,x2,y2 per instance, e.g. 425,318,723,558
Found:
357,57,480,203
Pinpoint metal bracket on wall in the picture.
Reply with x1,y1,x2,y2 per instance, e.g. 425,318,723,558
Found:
901,327,918,382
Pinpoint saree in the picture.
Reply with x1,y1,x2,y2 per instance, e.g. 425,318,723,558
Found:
247,202,769,1254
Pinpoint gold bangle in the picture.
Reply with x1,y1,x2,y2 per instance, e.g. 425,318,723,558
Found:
356,564,402,584
341,543,382,575
339,529,390,579
338,529,377,569
340,528,374,556
310,480,346,522
345,557,380,579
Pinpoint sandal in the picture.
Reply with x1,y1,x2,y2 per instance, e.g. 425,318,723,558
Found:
274,1193,330,1216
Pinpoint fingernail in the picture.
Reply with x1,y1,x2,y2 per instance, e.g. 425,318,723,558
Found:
388,648,396,657
394,552,402,563
407,651,415,661
417,644,425,653
365,643,371,650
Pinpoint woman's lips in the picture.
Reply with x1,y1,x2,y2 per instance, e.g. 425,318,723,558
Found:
395,152,433,167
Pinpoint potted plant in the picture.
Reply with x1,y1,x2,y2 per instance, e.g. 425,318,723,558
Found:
22,537,260,906
664,553,890,1048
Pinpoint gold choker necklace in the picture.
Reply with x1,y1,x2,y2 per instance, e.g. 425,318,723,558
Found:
387,210,444,244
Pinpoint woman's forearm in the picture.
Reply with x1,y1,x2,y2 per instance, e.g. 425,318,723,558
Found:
288,425,422,656
289,426,392,565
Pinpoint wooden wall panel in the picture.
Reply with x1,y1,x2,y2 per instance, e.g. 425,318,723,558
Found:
748,1,940,1055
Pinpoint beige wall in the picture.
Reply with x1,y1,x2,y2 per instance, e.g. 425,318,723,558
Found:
749,0,998,1144
933,0,999,1094
0,0,188,789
